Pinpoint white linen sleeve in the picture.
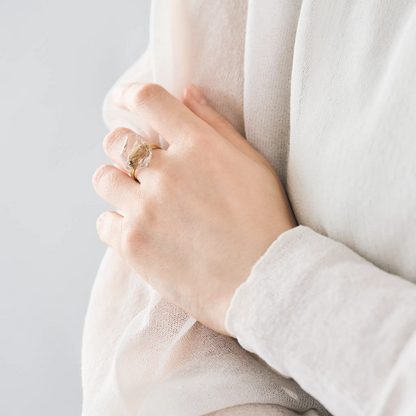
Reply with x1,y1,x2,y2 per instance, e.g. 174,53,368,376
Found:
225,225,416,416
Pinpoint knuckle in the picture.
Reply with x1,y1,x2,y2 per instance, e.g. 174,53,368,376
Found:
133,83,163,109
92,165,110,187
103,127,129,152
96,211,106,227
92,165,119,189
96,211,110,235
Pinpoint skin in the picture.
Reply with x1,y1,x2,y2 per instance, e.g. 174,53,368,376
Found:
93,82,297,336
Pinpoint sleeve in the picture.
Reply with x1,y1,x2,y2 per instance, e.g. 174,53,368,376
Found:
225,225,416,416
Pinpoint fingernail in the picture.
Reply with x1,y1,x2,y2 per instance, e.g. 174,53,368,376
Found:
187,84,208,105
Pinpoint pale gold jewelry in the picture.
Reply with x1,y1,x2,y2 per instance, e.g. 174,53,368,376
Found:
119,134,161,181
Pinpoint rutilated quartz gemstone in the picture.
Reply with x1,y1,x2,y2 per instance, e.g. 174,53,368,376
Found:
120,134,152,171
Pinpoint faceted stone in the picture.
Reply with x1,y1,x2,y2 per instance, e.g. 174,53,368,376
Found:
120,134,152,171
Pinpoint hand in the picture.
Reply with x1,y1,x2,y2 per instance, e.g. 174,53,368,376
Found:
93,83,297,335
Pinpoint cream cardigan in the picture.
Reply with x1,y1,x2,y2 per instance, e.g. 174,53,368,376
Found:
82,1,416,415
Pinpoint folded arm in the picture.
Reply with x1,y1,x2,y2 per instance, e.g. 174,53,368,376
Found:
226,226,416,416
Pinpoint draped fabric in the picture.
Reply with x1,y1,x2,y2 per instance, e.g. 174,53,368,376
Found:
82,1,416,415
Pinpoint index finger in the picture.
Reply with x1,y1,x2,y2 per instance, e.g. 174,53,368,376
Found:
112,83,214,147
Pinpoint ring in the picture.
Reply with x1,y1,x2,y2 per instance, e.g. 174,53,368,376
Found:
119,134,162,180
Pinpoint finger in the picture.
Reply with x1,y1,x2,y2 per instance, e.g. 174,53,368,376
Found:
183,84,245,147
182,84,277,176
112,82,214,146
96,211,123,253
92,164,139,212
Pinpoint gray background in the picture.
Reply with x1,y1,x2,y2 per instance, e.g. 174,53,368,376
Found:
0,1,150,414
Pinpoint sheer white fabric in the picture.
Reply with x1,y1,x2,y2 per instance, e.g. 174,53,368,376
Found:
82,1,416,415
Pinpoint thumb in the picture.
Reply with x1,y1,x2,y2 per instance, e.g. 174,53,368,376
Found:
182,84,277,178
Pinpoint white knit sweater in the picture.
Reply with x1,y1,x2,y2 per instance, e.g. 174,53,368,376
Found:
82,1,416,415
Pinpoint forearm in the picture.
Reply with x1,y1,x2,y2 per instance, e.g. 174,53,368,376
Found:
226,226,416,416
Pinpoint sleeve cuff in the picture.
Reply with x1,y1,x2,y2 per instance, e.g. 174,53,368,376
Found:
224,225,416,415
